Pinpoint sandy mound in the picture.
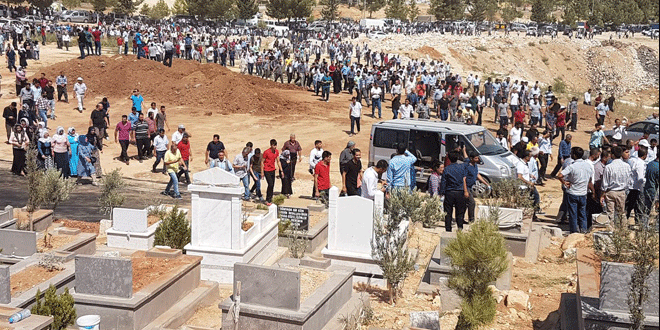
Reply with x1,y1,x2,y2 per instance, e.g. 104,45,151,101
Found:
33,56,307,116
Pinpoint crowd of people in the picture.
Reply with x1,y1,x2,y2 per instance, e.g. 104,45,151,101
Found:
2,16,658,235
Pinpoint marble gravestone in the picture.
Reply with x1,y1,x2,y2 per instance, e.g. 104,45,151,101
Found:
75,255,133,298
185,167,279,283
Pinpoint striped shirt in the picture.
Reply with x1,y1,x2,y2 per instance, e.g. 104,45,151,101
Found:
601,159,632,192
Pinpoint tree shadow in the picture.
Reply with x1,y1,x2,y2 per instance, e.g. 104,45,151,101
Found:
354,282,391,303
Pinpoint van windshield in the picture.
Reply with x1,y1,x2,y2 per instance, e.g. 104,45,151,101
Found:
465,130,507,155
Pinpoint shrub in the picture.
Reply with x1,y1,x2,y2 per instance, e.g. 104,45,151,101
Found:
98,168,126,219
628,219,660,330
285,224,307,259
32,285,76,330
541,57,549,65
154,206,190,249
475,46,488,51
528,41,536,46
272,194,286,206
39,169,76,210
387,188,445,228
147,205,168,219
445,219,509,329
552,77,567,94
483,178,535,214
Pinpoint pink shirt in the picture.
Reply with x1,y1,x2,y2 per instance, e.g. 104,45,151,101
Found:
115,121,132,141
52,134,69,153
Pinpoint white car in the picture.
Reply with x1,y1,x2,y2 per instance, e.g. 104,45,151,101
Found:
368,31,388,39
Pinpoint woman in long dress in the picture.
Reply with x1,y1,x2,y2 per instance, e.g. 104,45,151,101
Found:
279,150,293,197
67,127,79,177
77,135,98,185
37,131,54,170
51,126,70,178
86,127,102,177
9,124,28,175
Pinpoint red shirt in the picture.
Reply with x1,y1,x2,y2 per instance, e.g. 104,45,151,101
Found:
263,148,279,172
514,110,526,123
115,121,132,141
556,112,566,127
315,161,330,190
117,37,123,46
92,30,102,42
177,141,190,161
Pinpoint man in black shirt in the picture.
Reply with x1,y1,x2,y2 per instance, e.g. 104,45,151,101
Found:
77,28,86,59
437,94,450,120
342,148,363,196
131,113,150,162
525,123,539,141
44,80,56,119
3,102,18,142
89,103,106,151
205,134,226,168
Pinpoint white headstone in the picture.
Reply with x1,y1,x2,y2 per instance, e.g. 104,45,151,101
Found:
112,208,148,233
331,193,375,255
192,167,240,186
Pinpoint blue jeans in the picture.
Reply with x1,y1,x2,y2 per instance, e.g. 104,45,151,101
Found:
250,172,262,198
78,43,86,58
95,40,101,55
567,193,587,233
137,46,144,59
371,98,381,118
153,150,166,172
165,171,180,197
241,175,250,199
39,109,48,128
440,109,448,121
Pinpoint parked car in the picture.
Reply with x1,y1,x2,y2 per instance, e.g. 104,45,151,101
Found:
368,31,388,39
526,27,537,36
604,119,659,145
368,119,523,192
60,10,92,23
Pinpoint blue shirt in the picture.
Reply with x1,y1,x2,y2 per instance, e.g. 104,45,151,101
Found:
558,140,571,159
386,150,417,188
131,95,144,112
440,162,467,195
464,159,478,188
128,112,139,126
644,159,659,203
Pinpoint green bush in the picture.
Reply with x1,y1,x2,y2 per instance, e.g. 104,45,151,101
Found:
154,206,190,249
552,77,567,94
31,285,76,330
388,188,444,228
272,194,286,206
98,169,126,218
475,46,488,51
445,220,509,329
484,178,535,214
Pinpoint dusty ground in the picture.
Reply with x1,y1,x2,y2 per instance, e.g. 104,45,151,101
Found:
130,251,194,293
0,34,656,329
10,265,63,297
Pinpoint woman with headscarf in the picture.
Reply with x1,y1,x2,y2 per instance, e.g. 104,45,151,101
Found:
18,47,28,68
9,124,28,175
86,126,102,177
15,67,26,95
52,126,71,178
20,117,35,142
76,135,98,185
37,130,54,170
67,127,79,177
279,149,293,197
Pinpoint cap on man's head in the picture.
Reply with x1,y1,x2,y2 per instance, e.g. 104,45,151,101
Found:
639,140,650,148
77,77,83,80
178,124,185,129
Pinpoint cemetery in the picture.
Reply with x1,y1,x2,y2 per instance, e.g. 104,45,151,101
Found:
1,167,658,330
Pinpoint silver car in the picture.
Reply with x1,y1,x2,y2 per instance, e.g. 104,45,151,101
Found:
60,10,91,23
368,119,523,193
604,119,659,144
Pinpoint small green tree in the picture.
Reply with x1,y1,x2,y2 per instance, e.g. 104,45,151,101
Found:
61,0,81,9
149,0,170,19
364,0,386,18
40,169,76,211
530,0,550,23
114,0,145,15
98,169,126,220
320,0,340,21
31,285,76,330
266,0,290,20
289,0,314,19
154,206,191,249
445,219,509,329
387,188,444,228
385,0,408,21
171,0,189,14
91,0,107,13
140,4,151,16
408,0,419,22
236,0,258,19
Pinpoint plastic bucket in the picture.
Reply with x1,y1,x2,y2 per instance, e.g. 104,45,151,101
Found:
77,315,100,330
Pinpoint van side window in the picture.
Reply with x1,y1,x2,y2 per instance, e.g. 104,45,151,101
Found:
373,128,409,149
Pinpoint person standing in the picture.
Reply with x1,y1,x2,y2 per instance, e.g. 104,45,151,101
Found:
114,115,132,164
9,124,28,175
152,128,169,173
89,103,106,151
643,157,659,225
342,148,363,196
77,28,86,59
314,151,332,201
551,134,572,177
386,145,418,189
537,130,552,184
558,147,594,233
370,83,382,118
439,151,468,232
279,150,294,197
129,89,145,114
498,96,509,128
176,133,192,184
601,146,632,222
282,134,302,181
163,38,174,67
234,147,251,200
391,79,402,119
131,113,150,162
56,72,68,103
625,147,647,222
155,106,169,131
349,97,362,136
595,100,609,126
589,123,609,150
73,77,86,113
261,139,282,205
517,150,541,216
44,80,55,120
171,125,186,145
205,134,225,168
162,143,184,199
3,102,17,143
464,151,491,223
361,160,388,200
92,27,102,56
309,140,324,198
52,127,71,178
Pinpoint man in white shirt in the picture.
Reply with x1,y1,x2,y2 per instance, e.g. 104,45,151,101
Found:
146,102,158,119
516,150,540,215
370,84,382,118
595,101,609,126
73,77,87,113
509,122,523,149
611,119,626,145
361,160,388,200
625,146,647,222
171,124,186,145
601,146,632,221
583,89,592,105
558,147,594,233
349,97,362,136
152,128,169,173
399,98,414,119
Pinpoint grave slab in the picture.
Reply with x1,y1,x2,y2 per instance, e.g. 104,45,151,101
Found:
410,311,440,330
0,229,37,257
0,266,9,304
112,208,148,233
600,261,659,316
234,263,300,311
75,255,132,298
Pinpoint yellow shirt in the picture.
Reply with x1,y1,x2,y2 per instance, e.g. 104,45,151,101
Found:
526,142,539,150
165,149,181,173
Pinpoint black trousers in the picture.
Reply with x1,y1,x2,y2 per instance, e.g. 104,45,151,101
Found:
163,50,173,67
119,140,130,162
136,137,150,159
444,190,467,232
265,170,276,203
625,189,642,221
550,156,567,177
57,85,68,101
467,191,476,222
538,153,549,182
